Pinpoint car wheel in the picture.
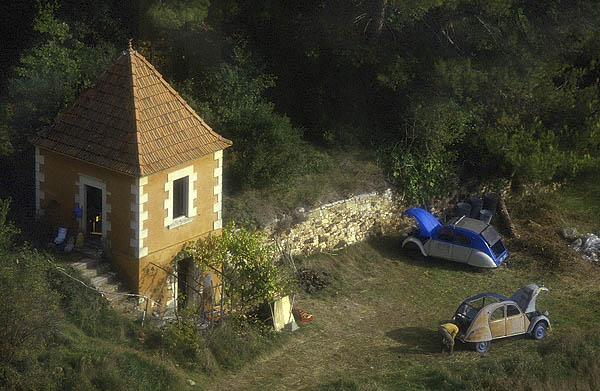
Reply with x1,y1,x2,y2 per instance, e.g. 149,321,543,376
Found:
404,242,422,257
474,341,490,353
533,322,547,340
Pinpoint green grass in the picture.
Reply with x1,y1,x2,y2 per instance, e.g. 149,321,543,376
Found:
1,247,289,390
198,172,600,390
224,148,387,228
4,172,600,390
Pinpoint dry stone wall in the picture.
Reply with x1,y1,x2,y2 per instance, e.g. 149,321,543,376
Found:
262,179,548,257
264,189,413,255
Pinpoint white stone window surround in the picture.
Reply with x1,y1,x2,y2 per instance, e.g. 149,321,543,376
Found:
35,147,45,216
164,165,197,229
75,174,111,238
130,176,149,258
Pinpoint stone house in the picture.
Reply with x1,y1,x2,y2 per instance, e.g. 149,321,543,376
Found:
32,44,231,304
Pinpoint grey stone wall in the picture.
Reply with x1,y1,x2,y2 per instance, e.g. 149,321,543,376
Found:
264,189,412,255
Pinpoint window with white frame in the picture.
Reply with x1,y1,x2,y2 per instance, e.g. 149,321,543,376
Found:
164,165,197,228
173,176,189,218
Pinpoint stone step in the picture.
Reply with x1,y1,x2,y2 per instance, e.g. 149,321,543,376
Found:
80,268,97,279
91,275,108,287
72,258,100,270
104,291,129,302
71,256,140,313
75,246,103,259
95,277,121,292
81,265,108,279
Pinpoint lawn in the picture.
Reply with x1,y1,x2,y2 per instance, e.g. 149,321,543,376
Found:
203,173,600,390
5,174,599,390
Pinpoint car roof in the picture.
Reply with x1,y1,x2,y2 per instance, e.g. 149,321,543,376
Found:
447,215,489,234
463,291,509,304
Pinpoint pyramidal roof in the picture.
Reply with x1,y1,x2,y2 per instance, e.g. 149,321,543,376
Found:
34,45,232,177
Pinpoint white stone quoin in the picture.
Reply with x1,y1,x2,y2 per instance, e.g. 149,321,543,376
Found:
130,176,149,258
213,150,223,230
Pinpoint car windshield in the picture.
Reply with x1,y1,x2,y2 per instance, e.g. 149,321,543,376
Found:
468,295,502,309
454,295,503,332
490,240,506,258
481,225,501,246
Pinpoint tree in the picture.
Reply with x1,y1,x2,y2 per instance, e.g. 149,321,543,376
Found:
5,2,115,146
178,222,294,316
0,2,117,205
378,97,470,205
191,55,309,191
0,200,59,364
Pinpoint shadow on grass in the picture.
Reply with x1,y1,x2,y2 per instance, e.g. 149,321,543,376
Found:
367,235,484,274
385,327,440,354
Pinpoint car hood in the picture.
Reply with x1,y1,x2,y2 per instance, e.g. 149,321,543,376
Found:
404,208,442,238
509,284,548,313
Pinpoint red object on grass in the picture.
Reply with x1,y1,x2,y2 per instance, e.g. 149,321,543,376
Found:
294,307,314,322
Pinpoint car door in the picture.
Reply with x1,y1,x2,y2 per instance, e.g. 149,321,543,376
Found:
505,304,526,335
489,306,506,338
429,227,453,260
451,231,473,264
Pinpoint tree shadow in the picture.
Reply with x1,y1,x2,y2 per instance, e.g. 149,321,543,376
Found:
385,326,440,354
386,326,474,354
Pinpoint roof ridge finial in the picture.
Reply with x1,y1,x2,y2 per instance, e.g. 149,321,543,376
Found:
128,38,133,52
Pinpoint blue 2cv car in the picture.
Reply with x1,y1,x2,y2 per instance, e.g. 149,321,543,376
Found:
402,208,509,268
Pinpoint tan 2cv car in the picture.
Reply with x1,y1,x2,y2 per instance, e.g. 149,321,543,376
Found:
451,284,550,353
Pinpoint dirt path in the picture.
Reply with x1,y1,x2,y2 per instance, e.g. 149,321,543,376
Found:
203,260,440,390
205,295,400,390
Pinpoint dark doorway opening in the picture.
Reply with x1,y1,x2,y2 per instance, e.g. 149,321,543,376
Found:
85,185,102,241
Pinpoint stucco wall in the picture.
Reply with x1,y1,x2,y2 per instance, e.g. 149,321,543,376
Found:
265,189,413,255
137,152,221,300
38,148,223,301
38,148,139,287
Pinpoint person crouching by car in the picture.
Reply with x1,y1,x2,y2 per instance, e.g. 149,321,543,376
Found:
439,322,459,354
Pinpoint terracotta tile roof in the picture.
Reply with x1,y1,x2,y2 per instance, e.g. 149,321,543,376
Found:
33,47,232,176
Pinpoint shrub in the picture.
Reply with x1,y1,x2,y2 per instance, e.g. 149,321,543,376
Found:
48,266,135,341
0,198,20,250
0,248,60,364
377,97,470,205
191,55,310,191
159,307,219,372
179,221,295,315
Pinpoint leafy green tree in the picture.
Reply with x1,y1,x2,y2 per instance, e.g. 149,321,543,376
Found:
0,123,13,158
137,0,221,82
0,201,59,364
0,2,117,205
5,2,115,146
378,98,470,204
0,198,20,250
189,54,308,191
179,222,294,315
147,0,210,30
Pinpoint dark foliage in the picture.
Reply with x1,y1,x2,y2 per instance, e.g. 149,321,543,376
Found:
2,0,600,215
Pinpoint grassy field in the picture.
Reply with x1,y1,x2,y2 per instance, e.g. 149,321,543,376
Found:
4,174,599,390
202,173,600,390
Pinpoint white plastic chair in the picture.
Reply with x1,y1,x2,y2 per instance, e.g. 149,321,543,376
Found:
54,227,67,245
